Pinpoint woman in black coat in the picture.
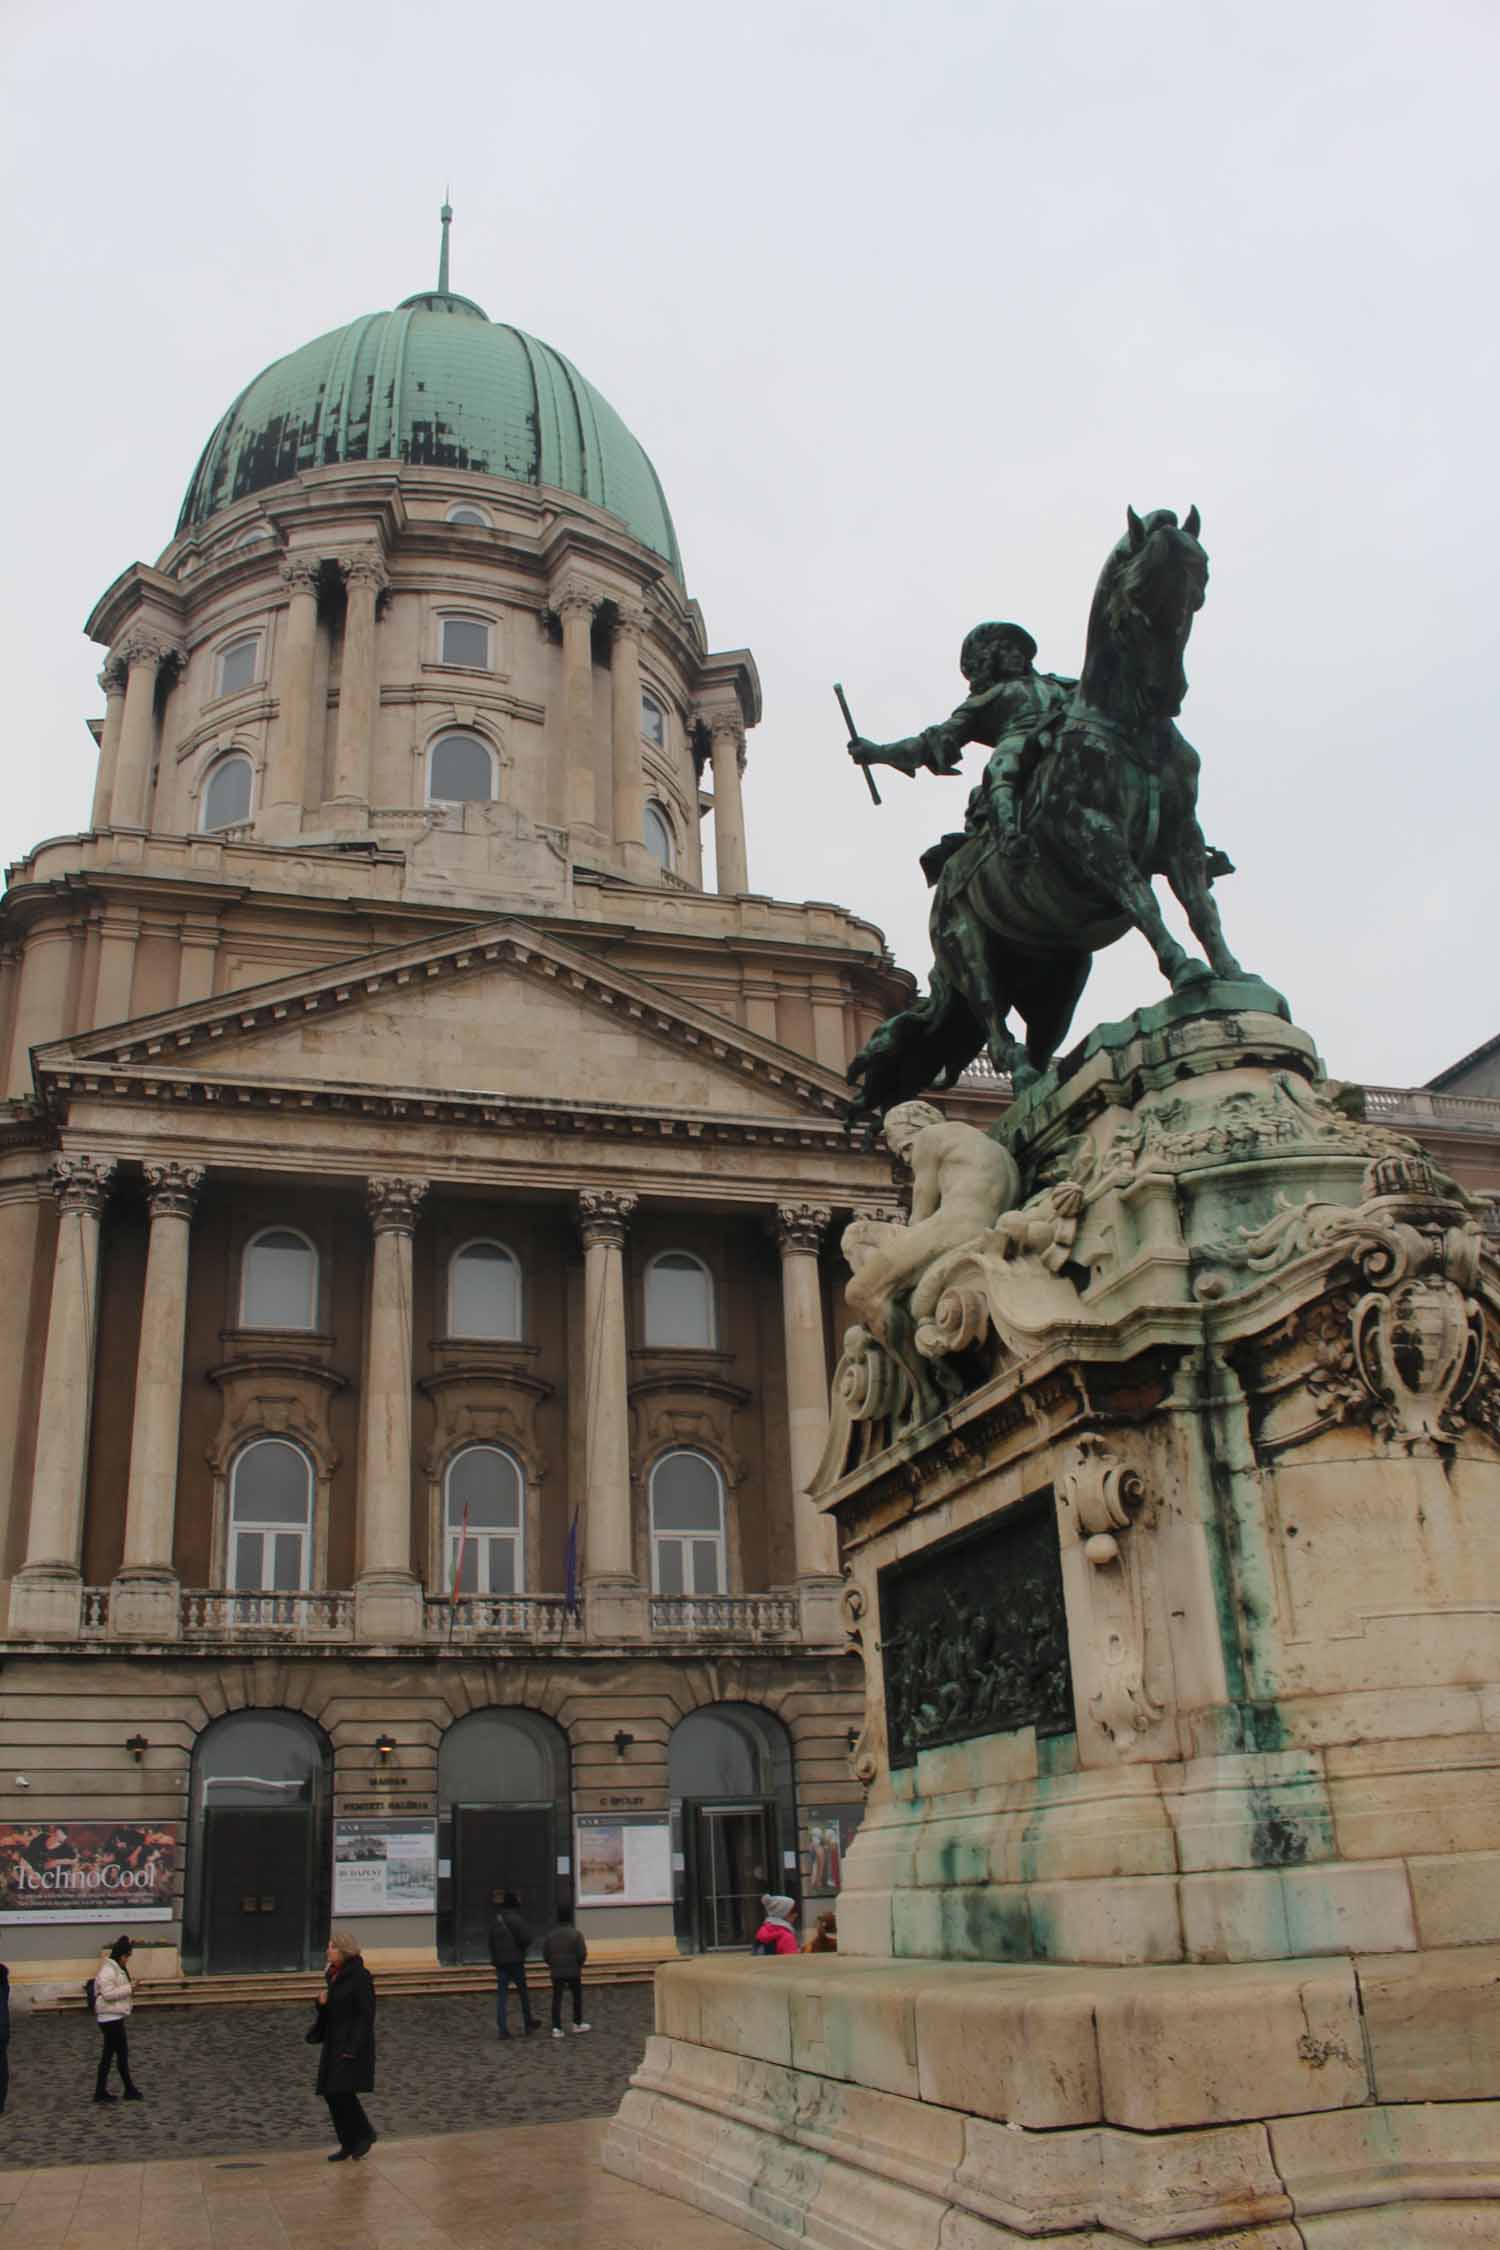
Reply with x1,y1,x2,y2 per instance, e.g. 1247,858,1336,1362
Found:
310,1931,378,2160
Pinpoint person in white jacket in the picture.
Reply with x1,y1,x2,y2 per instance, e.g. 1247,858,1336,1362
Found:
94,1935,143,2103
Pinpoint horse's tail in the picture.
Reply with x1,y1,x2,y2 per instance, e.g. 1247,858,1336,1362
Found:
847,964,984,1117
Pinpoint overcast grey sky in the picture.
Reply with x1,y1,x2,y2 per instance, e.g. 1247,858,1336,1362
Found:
2,0,1494,1089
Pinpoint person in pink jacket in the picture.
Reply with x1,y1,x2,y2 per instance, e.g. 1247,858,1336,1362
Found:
752,1893,800,1955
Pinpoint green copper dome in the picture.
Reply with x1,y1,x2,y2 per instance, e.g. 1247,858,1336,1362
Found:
176,271,683,580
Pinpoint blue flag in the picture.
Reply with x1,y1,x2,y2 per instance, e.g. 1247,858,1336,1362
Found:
564,1509,580,1622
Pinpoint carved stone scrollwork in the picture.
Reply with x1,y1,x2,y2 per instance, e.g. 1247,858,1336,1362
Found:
115,629,179,672
338,548,389,592
280,556,322,596
143,1160,205,1222
1059,1435,1163,1752
552,577,598,623
98,657,129,697
833,1323,908,1427
366,1176,428,1235
776,1202,831,1256
611,602,647,645
578,1189,637,1250
49,1155,116,1217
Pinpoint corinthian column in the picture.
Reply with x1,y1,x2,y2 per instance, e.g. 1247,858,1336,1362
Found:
330,549,387,815
356,1175,426,1641
9,1156,117,1639
91,658,129,829
555,578,599,833
610,604,646,851
111,633,182,830
578,1190,640,1633
261,557,322,836
775,1203,841,1612
111,1162,204,1638
709,714,750,895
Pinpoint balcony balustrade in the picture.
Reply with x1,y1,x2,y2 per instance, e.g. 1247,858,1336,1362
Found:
182,1588,355,1638
69,1585,817,1647
422,1594,575,1644
649,1593,800,1640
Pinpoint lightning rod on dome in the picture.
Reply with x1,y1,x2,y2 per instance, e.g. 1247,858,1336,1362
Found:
438,193,453,295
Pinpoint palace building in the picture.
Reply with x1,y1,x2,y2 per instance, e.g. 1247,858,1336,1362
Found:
0,213,929,1981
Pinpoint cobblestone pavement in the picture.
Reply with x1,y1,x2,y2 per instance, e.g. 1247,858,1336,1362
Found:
0,1986,656,2170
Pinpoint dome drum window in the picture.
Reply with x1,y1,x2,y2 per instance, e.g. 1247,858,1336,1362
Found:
445,503,492,528
241,1227,319,1330
650,1450,726,1596
440,614,491,669
641,690,667,748
217,635,260,698
427,731,498,806
643,801,675,871
228,1438,314,1592
201,751,253,832
446,1445,524,1595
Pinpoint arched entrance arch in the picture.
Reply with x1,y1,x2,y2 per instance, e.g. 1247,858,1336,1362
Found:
186,1709,331,1975
437,1708,571,1964
668,1702,797,1953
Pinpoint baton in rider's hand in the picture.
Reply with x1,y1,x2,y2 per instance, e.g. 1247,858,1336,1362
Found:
834,683,882,806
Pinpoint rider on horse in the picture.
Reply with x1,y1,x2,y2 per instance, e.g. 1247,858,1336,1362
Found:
848,622,1073,884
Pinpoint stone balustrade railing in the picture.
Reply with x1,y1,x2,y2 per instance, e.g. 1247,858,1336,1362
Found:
649,1594,801,1639
1363,1084,1500,1132
423,1595,575,1642
81,1587,110,1635
182,1589,355,1638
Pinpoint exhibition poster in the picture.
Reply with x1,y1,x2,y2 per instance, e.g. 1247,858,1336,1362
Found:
0,1820,176,1922
332,1818,438,1915
575,1813,672,1906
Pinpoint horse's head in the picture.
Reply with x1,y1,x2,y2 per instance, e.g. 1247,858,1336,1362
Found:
1086,505,1208,720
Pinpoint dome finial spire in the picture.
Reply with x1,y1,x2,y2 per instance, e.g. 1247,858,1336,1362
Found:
438,193,453,295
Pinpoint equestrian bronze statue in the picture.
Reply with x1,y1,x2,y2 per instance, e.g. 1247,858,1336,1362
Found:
847,506,1255,1112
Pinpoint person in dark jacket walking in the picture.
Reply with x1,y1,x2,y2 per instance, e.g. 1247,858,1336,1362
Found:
541,1909,590,2036
311,1931,378,2161
488,1891,539,2039
0,1962,9,2114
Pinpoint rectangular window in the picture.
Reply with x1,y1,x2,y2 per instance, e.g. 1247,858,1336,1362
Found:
218,639,258,697
653,1537,724,1597
442,616,490,668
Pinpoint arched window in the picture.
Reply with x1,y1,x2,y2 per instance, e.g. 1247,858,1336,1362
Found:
641,690,667,748
217,634,260,698
428,731,497,805
200,751,253,831
650,1450,726,1596
448,1239,522,1340
241,1228,318,1330
440,613,491,668
446,503,491,528
643,801,675,870
234,525,272,549
228,1438,313,1590
645,1251,715,1347
446,1445,524,1594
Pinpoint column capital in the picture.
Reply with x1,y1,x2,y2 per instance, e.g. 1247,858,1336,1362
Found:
708,710,746,748
117,629,184,674
143,1160,205,1221
280,555,322,596
578,1188,638,1250
50,1154,117,1218
611,601,647,646
553,576,599,623
776,1202,832,1255
367,1175,428,1235
336,547,389,593
98,656,129,698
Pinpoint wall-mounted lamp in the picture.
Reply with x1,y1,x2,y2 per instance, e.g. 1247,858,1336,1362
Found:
125,1735,148,1764
373,1733,397,1762
845,1728,860,1754
612,1730,635,1759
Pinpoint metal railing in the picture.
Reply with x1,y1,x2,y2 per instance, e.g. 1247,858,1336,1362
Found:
423,1594,575,1643
649,1594,801,1639
181,1589,355,1638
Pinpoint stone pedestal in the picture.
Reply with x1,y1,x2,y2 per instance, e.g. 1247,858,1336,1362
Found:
606,990,1500,2242
108,1567,181,1640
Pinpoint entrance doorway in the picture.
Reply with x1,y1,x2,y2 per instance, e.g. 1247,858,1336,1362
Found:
669,1704,797,1953
437,1708,571,1964
185,1709,330,1975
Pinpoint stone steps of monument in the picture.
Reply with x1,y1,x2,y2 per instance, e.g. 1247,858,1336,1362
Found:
40,1948,671,2011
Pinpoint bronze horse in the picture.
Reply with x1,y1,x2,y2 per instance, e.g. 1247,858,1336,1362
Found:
850,507,1254,1112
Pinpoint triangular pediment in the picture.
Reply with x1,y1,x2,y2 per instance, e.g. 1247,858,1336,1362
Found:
35,918,850,1127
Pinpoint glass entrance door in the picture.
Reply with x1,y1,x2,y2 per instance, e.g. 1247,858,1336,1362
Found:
694,1800,775,1950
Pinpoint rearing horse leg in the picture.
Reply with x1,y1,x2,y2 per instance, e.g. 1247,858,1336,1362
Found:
1067,811,1204,991
936,879,1025,1078
1164,825,1247,981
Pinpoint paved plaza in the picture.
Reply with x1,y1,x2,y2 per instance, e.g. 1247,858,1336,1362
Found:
0,2118,761,2249
0,1987,657,2169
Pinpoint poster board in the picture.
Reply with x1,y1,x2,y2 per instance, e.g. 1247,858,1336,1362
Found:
801,1804,864,1898
574,1813,672,1906
0,1821,176,1923
332,1819,437,1916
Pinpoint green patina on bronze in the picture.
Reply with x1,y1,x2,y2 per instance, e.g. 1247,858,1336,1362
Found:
848,507,1270,1111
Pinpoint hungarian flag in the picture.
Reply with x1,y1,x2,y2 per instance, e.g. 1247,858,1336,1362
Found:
564,1509,580,1623
450,1502,472,1605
